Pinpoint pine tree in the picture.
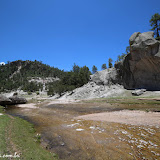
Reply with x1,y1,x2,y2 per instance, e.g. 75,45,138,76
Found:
150,13,160,39
101,63,107,70
92,65,97,74
108,58,113,68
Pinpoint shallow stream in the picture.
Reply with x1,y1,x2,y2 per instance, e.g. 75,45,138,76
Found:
5,103,160,160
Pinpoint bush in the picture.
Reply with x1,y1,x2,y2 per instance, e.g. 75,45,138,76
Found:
28,92,32,95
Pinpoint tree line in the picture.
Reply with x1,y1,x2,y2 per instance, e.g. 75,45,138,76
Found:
47,64,91,96
0,60,91,96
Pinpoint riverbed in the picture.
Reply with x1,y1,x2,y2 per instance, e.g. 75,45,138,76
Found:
6,100,160,160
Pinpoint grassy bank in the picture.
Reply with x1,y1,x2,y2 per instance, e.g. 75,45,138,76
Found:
82,97,160,112
0,106,58,160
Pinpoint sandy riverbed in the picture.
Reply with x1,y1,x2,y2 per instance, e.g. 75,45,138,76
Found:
76,110,160,126
17,103,38,108
6,100,160,160
16,100,160,126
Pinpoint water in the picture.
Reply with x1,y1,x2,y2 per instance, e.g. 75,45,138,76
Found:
5,103,160,160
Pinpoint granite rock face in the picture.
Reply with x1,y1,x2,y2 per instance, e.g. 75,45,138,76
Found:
131,89,146,96
0,95,27,106
0,95,12,105
90,68,122,86
116,31,160,90
9,96,27,105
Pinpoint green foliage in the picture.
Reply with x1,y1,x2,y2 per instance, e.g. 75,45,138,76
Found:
150,13,160,38
27,92,32,95
116,46,129,63
117,53,126,62
101,63,107,70
108,58,113,68
72,63,80,73
0,60,64,92
47,65,91,96
36,91,40,95
92,65,98,74
0,106,57,160
0,60,91,96
126,46,130,54
22,81,43,92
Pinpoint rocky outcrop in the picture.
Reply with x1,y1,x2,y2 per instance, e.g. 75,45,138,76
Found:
59,31,160,100
60,82,125,100
116,31,160,90
9,96,27,105
90,68,122,85
0,95,12,105
60,68,125,99
131,89,146,96
0,95,27,106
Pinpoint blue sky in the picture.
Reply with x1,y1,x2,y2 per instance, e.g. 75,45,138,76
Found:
0,0,160,71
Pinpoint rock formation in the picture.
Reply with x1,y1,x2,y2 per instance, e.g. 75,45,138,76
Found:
61,31,160,99
0,95,12,106
90,68,121,85
115,31,160,90
0,95,27,106
9,96,27,105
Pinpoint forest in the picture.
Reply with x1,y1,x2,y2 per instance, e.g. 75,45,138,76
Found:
0,60,91,95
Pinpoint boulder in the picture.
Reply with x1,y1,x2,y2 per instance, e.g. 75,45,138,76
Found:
116,31,160,90
0,95,27,106
90,68,122,85
132,89,146,96
9,96,27,105
0,95,12,105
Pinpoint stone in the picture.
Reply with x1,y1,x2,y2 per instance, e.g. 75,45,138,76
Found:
132,89,146,96
59,31,160,100
0,95,12,105
0,95,27,106
116,31,160,90
90,68,121,85
9,96,27,105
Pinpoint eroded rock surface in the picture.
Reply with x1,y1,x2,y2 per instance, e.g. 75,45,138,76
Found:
61,31,160,99
9,96,27,105
0,94,27,106
0,95,12,105
116,31,160,90
90,68,121,85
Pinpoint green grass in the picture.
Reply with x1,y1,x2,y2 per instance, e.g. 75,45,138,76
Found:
0,108,11,160
83,97,160,105
0,106,58,160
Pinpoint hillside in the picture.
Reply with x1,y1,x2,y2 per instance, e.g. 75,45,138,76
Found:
0,60,91,95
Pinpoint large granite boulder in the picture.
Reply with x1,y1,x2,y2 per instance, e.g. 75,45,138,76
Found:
9,96,27,105
116,31,160,90
0,95,27,106
90,68,122,85
0,95,12,105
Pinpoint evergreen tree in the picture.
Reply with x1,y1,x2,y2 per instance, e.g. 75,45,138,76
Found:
92,65,97,74
126,46,130,54
72,63,80,73
108,58,113,68
101,63,107,70
117,53,126,62
150,13,160,39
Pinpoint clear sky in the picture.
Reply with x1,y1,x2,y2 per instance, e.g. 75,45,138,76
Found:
0,0,160,71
